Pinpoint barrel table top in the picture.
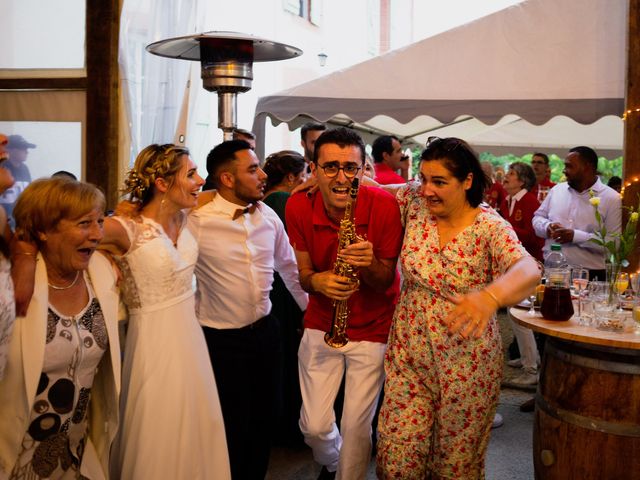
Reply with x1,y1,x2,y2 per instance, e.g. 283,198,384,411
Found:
509,306,640,350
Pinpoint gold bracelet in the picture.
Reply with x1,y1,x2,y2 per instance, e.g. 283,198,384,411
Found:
483,288,501,308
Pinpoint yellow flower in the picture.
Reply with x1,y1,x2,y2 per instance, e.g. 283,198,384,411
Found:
631,211,639,222
589,196,601,206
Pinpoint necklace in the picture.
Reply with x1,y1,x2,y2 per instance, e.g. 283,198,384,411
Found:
48,271,80,290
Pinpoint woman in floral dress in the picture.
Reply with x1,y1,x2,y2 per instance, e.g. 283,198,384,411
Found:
376,137,541,479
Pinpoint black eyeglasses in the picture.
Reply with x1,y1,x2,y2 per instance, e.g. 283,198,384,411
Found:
316,163,362,179
426,136,463,153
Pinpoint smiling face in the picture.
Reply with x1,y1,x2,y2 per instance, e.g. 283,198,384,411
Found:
165,154,205,209
419,159,472,219
312,143,364,221
41,207,105,276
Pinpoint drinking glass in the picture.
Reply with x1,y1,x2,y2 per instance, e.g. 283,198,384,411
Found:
633,297,640,335
571,267,589,323
615,272,629,312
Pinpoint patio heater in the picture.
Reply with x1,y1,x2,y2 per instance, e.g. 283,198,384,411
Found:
146,31,302,140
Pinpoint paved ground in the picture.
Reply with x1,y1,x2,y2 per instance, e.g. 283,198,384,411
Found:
266,309,537,479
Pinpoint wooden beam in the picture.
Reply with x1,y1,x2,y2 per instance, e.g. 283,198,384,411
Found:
0,78,86,90
85,0,120,209
623,0,640,271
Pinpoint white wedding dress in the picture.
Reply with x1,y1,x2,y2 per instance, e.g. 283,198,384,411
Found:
112,215,230,480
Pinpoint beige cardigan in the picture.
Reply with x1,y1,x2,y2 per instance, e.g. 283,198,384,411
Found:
0,253,120,480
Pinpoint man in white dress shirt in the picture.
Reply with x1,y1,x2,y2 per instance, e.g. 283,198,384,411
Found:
533,146,621,280
188,140,308,480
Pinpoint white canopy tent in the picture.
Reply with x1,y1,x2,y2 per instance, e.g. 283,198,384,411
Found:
252,0,626,159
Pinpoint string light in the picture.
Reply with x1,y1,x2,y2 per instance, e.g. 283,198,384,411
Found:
622,108,640,120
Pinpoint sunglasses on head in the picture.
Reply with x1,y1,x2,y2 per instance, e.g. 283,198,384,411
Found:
425,136,463,153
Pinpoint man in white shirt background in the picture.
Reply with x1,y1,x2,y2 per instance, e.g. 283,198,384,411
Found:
533,146,621,280
189,140,308,480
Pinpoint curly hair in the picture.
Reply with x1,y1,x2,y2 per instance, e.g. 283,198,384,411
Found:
122,144,190,207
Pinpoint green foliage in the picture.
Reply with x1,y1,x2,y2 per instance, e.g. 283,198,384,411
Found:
477,152,623,184
409,148,623,184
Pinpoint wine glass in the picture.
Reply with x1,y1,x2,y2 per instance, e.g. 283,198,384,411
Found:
527,293,537,316
571,267,589,323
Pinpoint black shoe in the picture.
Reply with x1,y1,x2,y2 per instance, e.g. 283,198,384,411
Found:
520,397,535,412
318,466,337,480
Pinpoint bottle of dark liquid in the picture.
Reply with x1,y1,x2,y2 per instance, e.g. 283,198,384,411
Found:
540,285,574,321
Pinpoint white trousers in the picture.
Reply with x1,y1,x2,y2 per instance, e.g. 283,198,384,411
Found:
298,328,386,480
510,314,539,371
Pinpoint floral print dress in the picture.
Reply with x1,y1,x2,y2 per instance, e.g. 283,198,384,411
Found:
377,184,528,480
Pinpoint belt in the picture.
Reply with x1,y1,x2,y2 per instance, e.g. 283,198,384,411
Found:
240,314,270,330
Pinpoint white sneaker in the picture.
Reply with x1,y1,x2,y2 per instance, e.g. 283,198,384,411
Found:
492,413,504,429
507,358,522,368
507,356,541,368
510,369,538,387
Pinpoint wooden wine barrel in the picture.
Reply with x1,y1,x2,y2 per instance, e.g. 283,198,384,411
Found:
534,338,640,479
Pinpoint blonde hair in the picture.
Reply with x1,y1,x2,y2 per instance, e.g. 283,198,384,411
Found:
123,144,190,207
14,177,105,243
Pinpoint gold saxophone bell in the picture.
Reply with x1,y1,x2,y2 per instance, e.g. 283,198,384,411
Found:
324,178,362,348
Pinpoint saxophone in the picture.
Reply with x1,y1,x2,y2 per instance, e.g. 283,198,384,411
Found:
324,178,363,348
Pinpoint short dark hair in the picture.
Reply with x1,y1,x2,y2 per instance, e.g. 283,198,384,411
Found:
421,137,487,208
206,140,252,188
607,175,622,190
371,135,399,164
313,127,366,165
263,150,306,191
532,152,549,165
509,162,537,191
569,146,598,170
301,122,326,142
52,170,78,180
232,128,256,140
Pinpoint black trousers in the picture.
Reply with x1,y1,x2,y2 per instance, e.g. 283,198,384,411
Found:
202,314,280,480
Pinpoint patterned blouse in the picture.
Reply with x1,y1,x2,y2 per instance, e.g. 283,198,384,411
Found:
11,273,108,480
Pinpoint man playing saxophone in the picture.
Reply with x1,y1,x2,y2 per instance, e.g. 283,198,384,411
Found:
286,127,403,480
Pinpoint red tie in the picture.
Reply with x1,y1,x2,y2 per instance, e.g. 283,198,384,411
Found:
232,203,257,220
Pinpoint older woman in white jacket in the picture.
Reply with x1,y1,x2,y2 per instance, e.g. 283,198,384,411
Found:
0,177,120,480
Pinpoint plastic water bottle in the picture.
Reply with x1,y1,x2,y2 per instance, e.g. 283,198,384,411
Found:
541,243,573,320
544,243,567,270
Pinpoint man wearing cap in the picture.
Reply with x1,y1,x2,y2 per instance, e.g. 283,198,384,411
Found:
0,135,35,228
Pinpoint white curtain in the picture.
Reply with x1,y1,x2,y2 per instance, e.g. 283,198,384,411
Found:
119,0,196,166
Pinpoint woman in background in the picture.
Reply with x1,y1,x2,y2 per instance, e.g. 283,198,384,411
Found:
262,150,306,223
262,149,307,446
0,133,15,381
0,177,120,479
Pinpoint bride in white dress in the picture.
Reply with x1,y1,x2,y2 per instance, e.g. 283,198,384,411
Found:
101,144,230,479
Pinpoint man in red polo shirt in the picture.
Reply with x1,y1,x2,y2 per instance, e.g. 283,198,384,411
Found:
372,135,409,185
530,152,556,201
286,127,402,480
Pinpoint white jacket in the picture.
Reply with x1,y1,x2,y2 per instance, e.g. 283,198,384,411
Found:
0,253,120,480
